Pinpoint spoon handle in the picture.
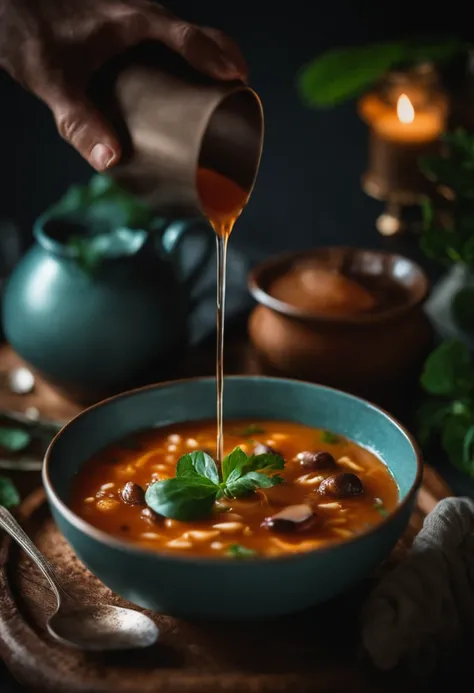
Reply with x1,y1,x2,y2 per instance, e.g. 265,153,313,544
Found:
0,505,68,606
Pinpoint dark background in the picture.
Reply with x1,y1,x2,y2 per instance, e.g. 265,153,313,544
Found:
1,0,471,263
0,1,473,690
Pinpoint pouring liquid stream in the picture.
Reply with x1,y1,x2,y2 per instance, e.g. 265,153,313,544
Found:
196,168,249,461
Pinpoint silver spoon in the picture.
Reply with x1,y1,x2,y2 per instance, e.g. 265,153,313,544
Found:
0,506,159,651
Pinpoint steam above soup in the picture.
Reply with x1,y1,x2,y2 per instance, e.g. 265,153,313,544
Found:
70,420,398,558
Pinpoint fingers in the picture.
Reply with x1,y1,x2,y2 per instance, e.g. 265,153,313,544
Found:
198,26,248,82
42,88,122,171
143,8,247,82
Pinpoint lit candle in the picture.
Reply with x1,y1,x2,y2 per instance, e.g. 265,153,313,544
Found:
372,94,444,144
358,65,449,234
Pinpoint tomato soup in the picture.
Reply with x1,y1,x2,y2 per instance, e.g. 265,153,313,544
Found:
70,420,399,558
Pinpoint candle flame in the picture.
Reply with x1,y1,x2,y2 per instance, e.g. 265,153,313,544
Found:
397,94,415,124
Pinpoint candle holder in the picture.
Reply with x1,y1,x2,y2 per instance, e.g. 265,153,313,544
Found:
358,63,449,236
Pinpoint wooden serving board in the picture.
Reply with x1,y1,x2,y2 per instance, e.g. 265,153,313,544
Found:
0,467,452,693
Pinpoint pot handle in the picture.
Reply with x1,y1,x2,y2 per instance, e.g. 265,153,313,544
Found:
161,219,214,299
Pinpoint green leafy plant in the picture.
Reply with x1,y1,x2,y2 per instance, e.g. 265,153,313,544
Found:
0,476,20,508
43,174,164,274
417,339,474,475
0,428,32,452
297,37,467,108
49,174,155,231
419,129,474,332
145,448,285,521
420,130,474,266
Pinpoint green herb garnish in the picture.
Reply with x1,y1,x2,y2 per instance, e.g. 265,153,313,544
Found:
227,544,258,559
373,499,388,517
0,476,20,508
235,424,266,438
0,427,32,452
145,448,285,521
320,430,339,444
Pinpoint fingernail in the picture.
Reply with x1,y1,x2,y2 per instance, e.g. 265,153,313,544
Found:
217,54,243,79
90,143,115,171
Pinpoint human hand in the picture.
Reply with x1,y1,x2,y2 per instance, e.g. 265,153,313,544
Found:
0,0,248,170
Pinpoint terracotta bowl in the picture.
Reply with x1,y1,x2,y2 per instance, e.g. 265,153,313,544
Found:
248,247,433,401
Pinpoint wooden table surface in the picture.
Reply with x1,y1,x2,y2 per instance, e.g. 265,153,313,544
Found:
0,333,472,690
0,328,258,692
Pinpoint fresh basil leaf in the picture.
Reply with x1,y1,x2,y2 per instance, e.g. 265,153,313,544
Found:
237,424,266,437
297,42,407,108
176,455,199,478
68,236,103,274
49,174,156,232
321,430,339,444
441,413,474,475
421,340,474,397
419,130,474,269
245,452,285,473
176,451,219,485
416,399,454,445
227,544,257,559
224,449,285,486
297,39,465,109
221,447,248,483
404,38,467,65
69,228,149,275
145,478,217,521
0,476,20,508
0,427,32,452
226,471,283,498
420,130,474,200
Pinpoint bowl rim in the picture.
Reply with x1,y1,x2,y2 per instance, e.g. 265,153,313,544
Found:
248,246,430,326
43,375,424,566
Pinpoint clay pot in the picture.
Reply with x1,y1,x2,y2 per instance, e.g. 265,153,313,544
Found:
248,247,433,403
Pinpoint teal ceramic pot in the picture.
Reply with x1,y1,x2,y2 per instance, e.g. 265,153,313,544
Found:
2,217,213,403
43,376,422,620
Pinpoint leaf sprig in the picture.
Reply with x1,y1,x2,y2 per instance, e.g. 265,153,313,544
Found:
297,38,467,108
145,448,285,521
0,476,20,508
417,339,474,476
420,130,474,269
43,174,162,275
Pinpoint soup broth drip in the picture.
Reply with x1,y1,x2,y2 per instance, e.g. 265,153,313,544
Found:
196,168,249,462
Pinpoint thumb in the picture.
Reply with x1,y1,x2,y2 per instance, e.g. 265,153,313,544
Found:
45,90,122,171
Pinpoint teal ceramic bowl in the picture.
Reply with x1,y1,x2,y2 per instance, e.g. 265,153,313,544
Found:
43,376,422,620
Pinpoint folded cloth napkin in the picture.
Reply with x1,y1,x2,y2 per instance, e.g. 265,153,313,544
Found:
362,496,474,674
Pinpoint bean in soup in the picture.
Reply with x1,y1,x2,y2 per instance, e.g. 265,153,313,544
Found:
70,420,398,558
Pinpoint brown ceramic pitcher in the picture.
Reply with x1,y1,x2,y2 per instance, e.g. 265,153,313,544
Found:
88,42,264,217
